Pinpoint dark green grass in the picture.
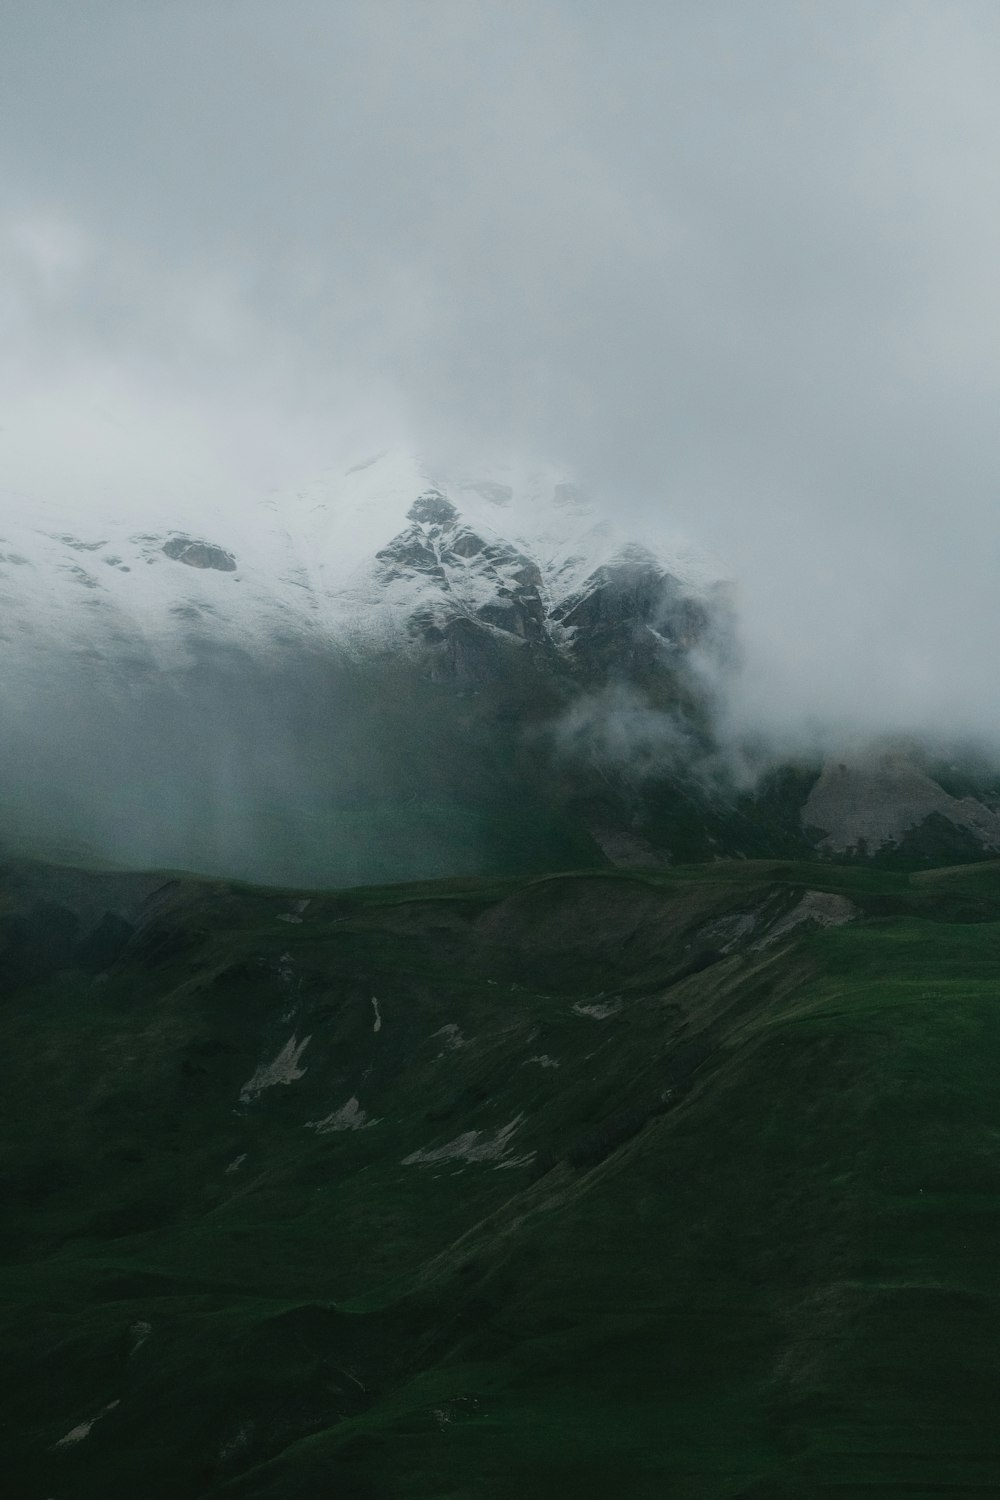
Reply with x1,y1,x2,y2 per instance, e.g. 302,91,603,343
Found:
3,861,1000,1496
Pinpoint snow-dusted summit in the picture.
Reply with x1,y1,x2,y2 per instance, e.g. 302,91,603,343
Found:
0,447,732,884
0,448,724,680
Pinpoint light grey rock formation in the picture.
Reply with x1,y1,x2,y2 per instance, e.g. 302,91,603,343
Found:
803,750,1000,854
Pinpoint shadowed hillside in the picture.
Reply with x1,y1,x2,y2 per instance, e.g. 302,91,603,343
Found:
3,857,1000,1496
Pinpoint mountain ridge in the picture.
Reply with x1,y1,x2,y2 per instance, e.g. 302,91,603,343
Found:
4,451,1000,882
0,449,721,669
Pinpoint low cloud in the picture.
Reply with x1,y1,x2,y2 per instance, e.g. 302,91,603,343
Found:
553,682,698,786
4,2,1000,761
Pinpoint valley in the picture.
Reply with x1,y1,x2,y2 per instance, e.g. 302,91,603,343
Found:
3,855,1000,1496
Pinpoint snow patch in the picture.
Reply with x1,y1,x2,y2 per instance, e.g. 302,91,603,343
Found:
402,1114,528,1167
54,1400,120,1449
306,1097,379,1133
239,1033,311,1103
572,999,623,1020
371,995,382,1032
129,1321,152,1355
755,891,858,949
432,1022,470,1052
525,1054,561,1069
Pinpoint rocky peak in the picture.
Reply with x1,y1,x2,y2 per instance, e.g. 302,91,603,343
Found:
551,545,713,681
379,493,540,602
365,490,726,697
407,490,458,528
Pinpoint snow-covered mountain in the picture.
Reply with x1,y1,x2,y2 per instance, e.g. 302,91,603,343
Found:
7,447,1000,884
0,447,738,884
0,448,723,678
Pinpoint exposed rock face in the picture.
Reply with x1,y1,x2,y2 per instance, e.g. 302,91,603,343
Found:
377,492,546,633
162,537,237,572
803,751,1000,855
371,490,721,691
1,450,726,698
755,890,858,947
371,490,560,683
551,545,712,681
405,490,459,528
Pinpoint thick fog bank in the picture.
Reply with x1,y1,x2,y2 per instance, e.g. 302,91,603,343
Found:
0,642,594,884
5,0,1000,853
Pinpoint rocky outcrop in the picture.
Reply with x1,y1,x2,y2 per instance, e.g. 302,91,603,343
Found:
551,545,712,681
376,492,547,639
162,537,237,572
371,491,721,693
803,750,1000,855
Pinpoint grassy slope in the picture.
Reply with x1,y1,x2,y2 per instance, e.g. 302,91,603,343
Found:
3,860,1000,1497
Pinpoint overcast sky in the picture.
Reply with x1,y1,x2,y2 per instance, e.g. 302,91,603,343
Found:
4,1,1000,749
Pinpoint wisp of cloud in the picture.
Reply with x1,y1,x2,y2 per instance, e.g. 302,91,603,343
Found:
3,0,1000,768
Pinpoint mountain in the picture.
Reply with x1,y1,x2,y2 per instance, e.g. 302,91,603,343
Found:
0,451,735,883
7,453,1000,1497
4,852,1000,1496
4,448,1000,880
0,449,722,672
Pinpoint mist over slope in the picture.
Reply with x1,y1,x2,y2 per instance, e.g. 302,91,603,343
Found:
6,2,1000,872
5,444,1000,884
0,449,734,882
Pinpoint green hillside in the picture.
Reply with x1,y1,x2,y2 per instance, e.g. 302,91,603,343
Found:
3,858,1000,1497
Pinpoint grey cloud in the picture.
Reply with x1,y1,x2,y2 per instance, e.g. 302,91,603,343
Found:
4,1,1000,750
